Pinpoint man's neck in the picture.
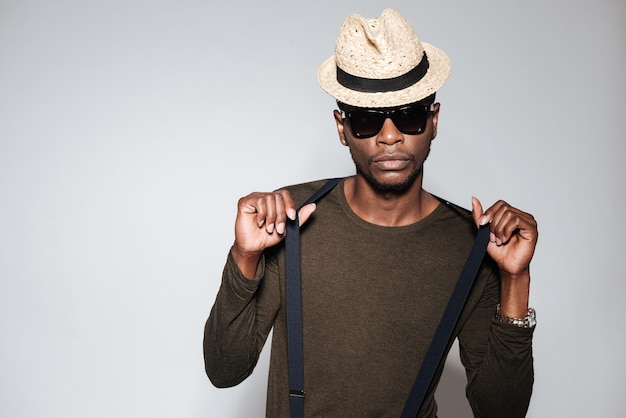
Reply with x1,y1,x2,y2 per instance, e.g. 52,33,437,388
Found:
343,175,439,227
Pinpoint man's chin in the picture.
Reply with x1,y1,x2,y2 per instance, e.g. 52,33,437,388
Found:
375,181,413,193
363,171,421,193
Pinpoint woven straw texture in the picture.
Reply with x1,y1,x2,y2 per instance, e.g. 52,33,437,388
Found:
317,9,451,108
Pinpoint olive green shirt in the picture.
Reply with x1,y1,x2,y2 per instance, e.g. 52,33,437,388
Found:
204,179,534,417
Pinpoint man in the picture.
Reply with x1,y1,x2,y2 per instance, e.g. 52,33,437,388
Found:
204,8,537,418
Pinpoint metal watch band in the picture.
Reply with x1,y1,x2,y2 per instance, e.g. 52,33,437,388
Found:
495,304,537,328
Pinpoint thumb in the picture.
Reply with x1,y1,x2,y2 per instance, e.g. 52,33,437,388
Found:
297,203,317,227
471,196,488,227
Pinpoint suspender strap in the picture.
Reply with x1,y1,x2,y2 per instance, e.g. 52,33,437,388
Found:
285,178,490,418
285,178,343,418
400,223,490,417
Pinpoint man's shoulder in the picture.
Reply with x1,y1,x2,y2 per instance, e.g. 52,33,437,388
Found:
434,195,471,215
432,194,476,229
278,178,344,207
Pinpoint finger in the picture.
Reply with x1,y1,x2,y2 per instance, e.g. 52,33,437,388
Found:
262,193,282,234
297,203,317,226
498,209,537,244
471,196,489,226
483,201,514,245
276,190,297,221
273,193,289,235
273,190,299,235
492,211,516,245
478,200,511,245
488,202,536,245
244,193,277,233
238,194,267,227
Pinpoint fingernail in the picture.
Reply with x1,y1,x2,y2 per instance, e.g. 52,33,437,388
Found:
479,216,489,226
276,222,285,235
267,223,274,234
287,208,296,221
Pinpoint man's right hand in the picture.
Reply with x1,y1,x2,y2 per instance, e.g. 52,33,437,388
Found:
232,190,316,279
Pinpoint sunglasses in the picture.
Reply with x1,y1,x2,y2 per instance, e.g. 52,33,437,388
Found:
340,103,435,139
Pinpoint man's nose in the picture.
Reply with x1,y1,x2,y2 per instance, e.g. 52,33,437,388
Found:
377,118,403,145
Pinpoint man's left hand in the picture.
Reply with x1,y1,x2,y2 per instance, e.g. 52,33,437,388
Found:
471,197,538,278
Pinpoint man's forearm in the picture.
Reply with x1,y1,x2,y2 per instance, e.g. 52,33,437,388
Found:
498,269,531,319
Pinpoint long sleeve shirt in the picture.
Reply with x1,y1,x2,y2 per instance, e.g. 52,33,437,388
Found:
204,179,534,417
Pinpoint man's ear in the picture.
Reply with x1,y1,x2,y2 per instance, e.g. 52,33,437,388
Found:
431,102,441,140
334,109,348,146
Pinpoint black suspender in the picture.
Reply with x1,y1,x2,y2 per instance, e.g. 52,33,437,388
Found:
401,223,490,417
284,178,490,417
285,178,343,417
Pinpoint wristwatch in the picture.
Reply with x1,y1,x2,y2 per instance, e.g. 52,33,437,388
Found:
495,304,537,328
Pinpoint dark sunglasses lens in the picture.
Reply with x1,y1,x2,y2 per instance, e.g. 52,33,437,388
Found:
392,106,428,135
347,111,385,138
346,105,430,138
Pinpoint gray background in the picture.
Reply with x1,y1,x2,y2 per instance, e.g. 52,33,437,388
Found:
1,0,624,417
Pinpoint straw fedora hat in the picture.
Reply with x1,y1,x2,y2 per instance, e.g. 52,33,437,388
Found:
317,9,451,108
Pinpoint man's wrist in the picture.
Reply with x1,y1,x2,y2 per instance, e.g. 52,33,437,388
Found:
231,244,263,280
498,269,531,318
496,304,537,328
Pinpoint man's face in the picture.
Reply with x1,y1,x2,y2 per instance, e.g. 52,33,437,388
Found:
335,101,440,193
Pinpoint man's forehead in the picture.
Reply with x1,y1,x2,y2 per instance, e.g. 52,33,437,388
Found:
338,96,435,111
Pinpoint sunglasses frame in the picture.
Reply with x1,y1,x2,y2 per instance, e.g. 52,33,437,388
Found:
340,103,435,139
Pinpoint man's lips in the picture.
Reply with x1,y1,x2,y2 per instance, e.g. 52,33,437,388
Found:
371,153,413,170
372,153,410,162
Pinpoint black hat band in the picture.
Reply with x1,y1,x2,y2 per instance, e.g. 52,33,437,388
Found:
336,52,429,93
